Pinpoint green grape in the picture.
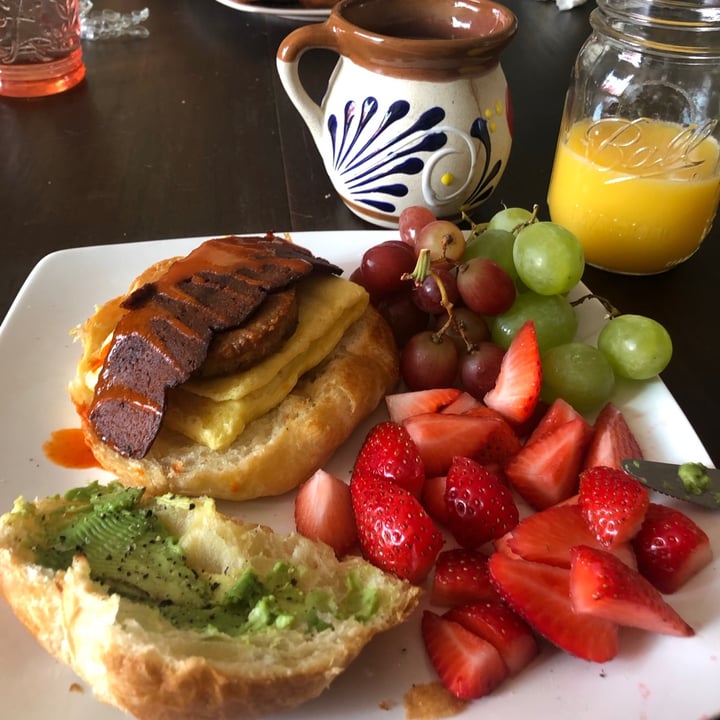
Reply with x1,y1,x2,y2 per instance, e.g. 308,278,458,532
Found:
487,206,534,233
513,221,585,296
597,314,673,380
462,227,518,279
491,291,577,351
542,342,616,413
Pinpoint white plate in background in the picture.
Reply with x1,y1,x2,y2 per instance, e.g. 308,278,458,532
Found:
215,0,328,22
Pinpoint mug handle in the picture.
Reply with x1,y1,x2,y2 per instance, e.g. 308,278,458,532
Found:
275,22,340,144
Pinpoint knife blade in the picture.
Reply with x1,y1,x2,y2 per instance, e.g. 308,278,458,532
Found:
621,459,720,510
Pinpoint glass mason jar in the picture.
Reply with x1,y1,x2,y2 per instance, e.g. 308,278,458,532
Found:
547,0,720,274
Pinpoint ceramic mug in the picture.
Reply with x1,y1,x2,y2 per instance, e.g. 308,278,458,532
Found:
276,0,517,228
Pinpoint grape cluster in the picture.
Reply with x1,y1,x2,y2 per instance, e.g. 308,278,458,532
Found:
351,205,672,412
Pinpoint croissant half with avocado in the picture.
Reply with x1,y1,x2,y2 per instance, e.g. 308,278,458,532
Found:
68,234,399,500
0,482,421,720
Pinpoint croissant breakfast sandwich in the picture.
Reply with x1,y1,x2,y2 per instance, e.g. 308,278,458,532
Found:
68,234,399,501
0,236,415,720
0,481,421,720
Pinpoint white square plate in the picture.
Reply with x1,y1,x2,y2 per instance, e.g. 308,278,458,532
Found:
0,231,717,720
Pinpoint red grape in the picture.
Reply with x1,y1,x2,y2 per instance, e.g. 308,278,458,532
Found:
459,341,505,398
400,331,459,390
376,290,430,348
436,306,490,351
456,257,516,316
399,205,437,248
415,220,466,264
411,268,459,315
359,240,416,296
349,266,365,285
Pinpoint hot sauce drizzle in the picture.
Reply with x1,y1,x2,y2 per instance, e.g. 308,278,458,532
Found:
43,428,99,470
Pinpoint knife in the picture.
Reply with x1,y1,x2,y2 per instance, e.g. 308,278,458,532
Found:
621,459,720,510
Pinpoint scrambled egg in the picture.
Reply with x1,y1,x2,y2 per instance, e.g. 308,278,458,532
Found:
162,275,368,450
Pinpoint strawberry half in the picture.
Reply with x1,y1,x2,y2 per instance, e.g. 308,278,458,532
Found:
484,320,542,425
350,472,443,584
353,421,425,496
461,405,522,465
421,610,509,700
386,388,463,423
488,552,619,663
440,391,485,415
445,456,519,549
632,502,714,594
578,465,649,548
445,601,540,676
583,402,643,471
499,503,637,569
569,545,694,637
422,474,449,525
431,548,500,607
527,397,593,445
505,415,595,510
403,412,515,477
294,469,357,557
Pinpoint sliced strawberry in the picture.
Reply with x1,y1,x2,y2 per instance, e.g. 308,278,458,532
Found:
527,397,594,445
505,416,594,510
445,601,540,676
511,398,550,440
488,552,619,663
484,320,542,425
632,503,713,594
440,391,485,415
583,402,643,471
422,474,449,525
403,412,512,476
569,545,694,637
461,406,523,465
493,528,522,559
431,548,500,607
386,388,463,424
421,610,509,700
502,503,637,569
353,421,425,496
350,472,443,584
578,465,649,548
445,456,519,549
480,460,509,486
294,469,357,557
456,403,509,421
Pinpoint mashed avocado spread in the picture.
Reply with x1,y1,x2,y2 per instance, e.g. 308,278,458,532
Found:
678,462,711,496
20,482,378,636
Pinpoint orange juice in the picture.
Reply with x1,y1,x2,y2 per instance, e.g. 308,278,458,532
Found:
548,117,720,274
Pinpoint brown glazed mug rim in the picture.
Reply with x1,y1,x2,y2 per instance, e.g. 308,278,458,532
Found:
325,0,518,78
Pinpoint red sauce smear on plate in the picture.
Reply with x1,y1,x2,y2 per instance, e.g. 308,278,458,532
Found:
43,428,99,469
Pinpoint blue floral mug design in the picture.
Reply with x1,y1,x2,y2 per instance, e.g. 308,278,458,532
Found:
277,0,517,228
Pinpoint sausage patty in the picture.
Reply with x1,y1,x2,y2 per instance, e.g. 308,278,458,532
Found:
198,287,298,378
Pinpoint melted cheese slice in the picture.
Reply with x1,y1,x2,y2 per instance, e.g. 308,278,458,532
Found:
162,275,368,450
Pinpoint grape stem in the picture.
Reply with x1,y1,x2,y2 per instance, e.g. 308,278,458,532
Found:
508,203,540,233
403,247,434,285
460,208,487,232
403,249,475,351
571,292,621,319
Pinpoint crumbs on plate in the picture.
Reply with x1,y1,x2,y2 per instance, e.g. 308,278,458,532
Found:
404,681,468,719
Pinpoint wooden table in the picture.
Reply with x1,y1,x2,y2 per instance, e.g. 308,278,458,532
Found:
1,0,718,465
